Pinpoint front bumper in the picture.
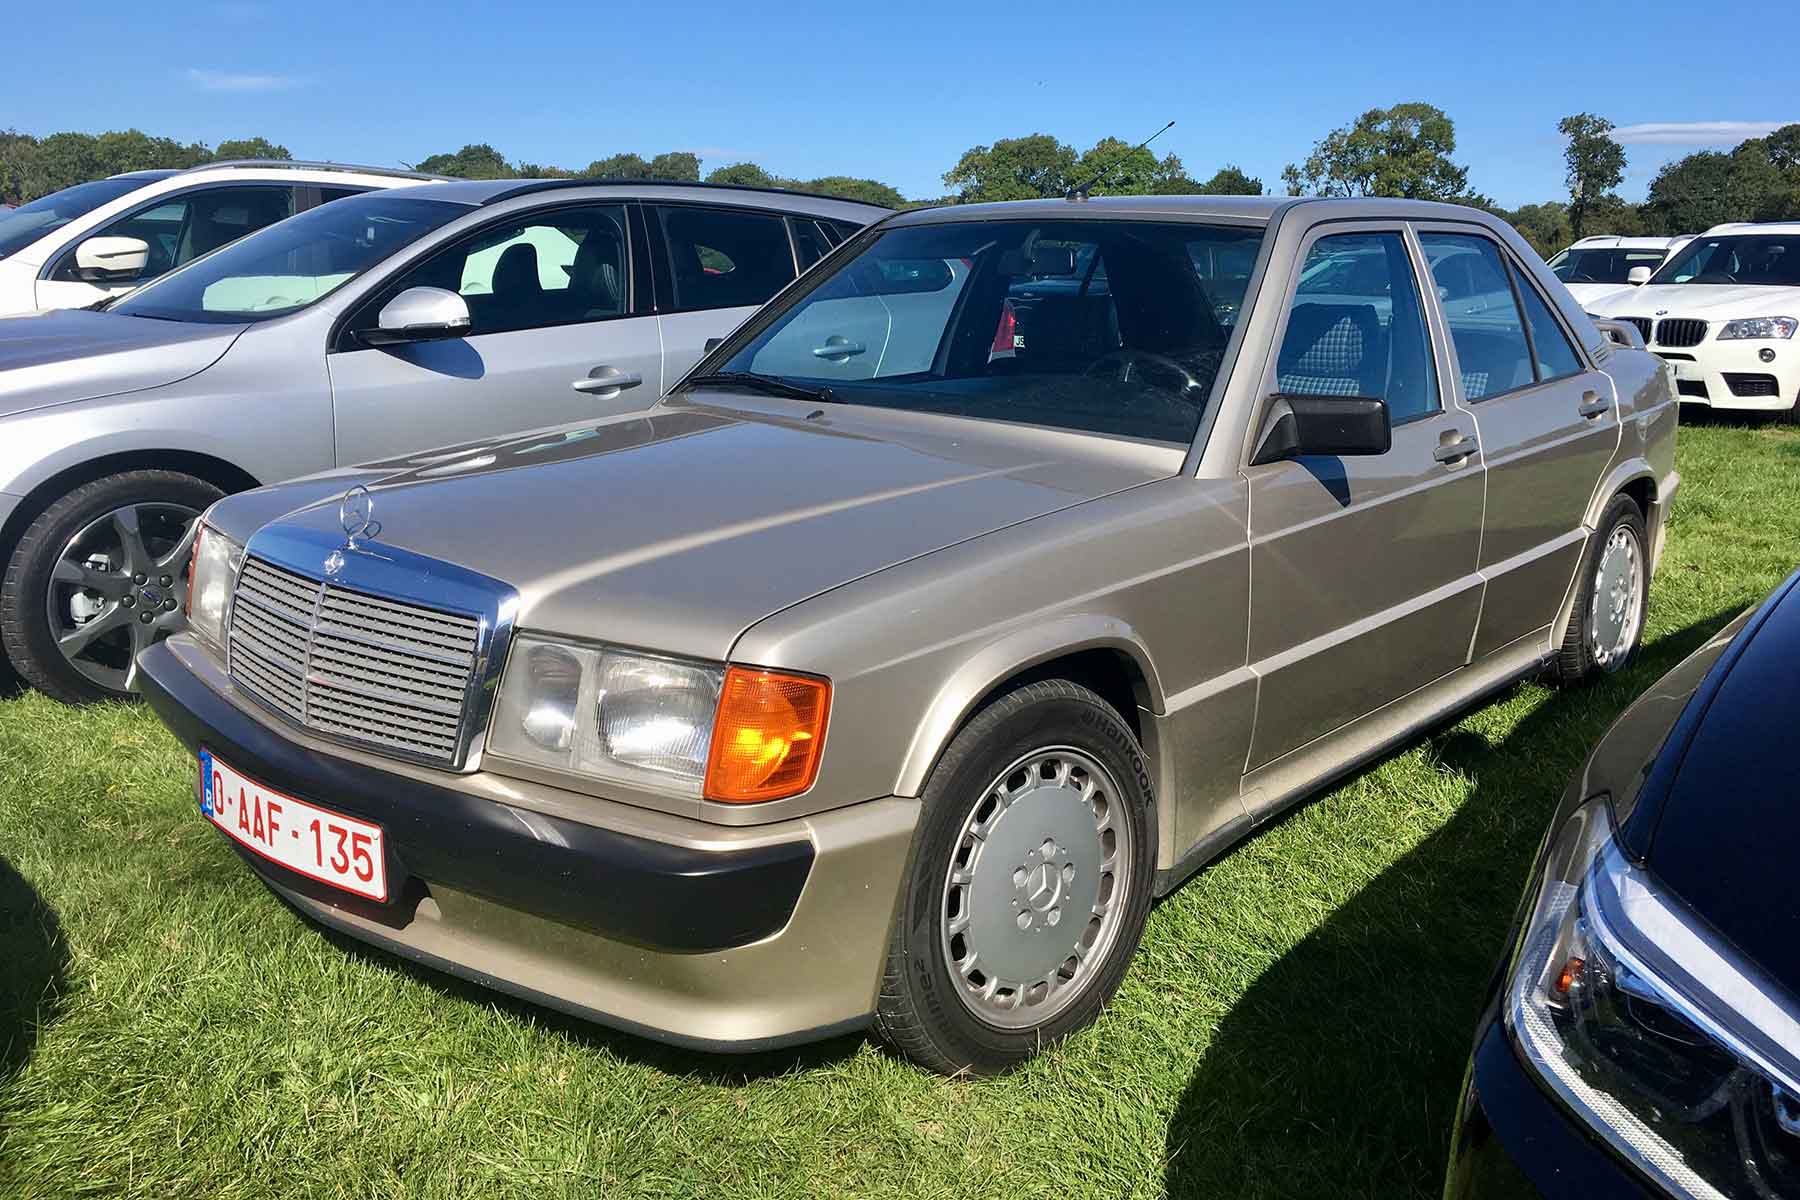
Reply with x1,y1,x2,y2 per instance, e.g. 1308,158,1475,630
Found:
1445,1012,1660,1199
1653,339,1800,412
139,635,920,1052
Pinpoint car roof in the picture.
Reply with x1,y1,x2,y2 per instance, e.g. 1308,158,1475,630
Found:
106,169,184,182
1701,221,1800,237
884,194,1513,228
1566,235,1688,249
475,178,893,219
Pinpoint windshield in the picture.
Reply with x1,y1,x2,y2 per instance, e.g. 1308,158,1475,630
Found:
0,176,151,259
111,194,467,323
692,218,1265,447
1648,235,1800,287
1549,246,1669,284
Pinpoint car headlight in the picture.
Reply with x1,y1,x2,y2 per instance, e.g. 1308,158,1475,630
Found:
1716,317,1797,340
1505,799,1800,1198
486,634,829,802
184,521,245,651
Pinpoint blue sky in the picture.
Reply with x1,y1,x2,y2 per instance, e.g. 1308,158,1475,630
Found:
6,0,1794,207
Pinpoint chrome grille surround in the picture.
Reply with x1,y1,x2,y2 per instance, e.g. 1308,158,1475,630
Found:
224,523,516,770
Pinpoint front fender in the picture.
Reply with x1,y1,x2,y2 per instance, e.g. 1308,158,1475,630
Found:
893,613,1165,798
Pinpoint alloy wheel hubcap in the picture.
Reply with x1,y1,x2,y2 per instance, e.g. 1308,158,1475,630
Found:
1588,525,1643,670
940,747,1131,1029
46,502,199,692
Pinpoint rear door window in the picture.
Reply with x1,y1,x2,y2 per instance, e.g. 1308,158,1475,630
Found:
1418,233,1537,401
654,205,796,311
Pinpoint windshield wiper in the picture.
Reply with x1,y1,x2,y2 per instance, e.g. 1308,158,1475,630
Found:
82,295,117,312
683,371,837,404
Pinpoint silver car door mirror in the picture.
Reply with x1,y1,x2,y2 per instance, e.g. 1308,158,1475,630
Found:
1250,394,1392,465
363,286,472,346
74,236,150,284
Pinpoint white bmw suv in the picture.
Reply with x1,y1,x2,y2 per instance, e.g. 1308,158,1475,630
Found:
1546,234,1692,307
1588,223,1800,422
0,160,440,315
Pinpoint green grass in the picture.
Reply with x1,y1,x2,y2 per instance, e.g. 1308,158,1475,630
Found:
3,419,1798,1199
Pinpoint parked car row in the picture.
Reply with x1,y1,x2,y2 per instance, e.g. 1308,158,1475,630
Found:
10,161,1795,1197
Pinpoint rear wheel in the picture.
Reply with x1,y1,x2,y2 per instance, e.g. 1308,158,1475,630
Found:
873,679,1156,1075
1551,494,1648,686
1,470,220,704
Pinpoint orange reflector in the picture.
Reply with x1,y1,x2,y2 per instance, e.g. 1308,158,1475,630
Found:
704,667,831,803
1555,956,1586,997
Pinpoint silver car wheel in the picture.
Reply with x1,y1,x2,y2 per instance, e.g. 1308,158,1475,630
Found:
46,502,199,693
940,746,1133,1030
1587,524,1643,671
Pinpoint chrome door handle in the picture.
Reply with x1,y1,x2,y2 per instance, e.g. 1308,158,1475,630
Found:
811,338,866,360
1433,434,1479,464
572,367,643,395
1578,392,1611,418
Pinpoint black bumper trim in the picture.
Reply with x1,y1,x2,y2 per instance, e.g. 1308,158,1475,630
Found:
139,640,814,954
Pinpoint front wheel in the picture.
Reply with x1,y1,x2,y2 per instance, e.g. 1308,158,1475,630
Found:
1,470,221,704
873,679,1156,1075
1551,494,1648,686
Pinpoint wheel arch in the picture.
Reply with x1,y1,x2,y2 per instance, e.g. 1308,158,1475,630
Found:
1,447,260,556
894,617,1166,803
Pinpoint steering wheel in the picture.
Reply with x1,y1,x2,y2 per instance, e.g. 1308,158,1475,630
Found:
1083,350,1206,404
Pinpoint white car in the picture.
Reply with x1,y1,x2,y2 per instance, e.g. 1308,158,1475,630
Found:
1588,223,1800,421
1546,235,1692,308
0,160,440,315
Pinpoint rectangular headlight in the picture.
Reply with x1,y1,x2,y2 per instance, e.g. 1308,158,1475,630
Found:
1717,316,1797,340
185,522,244,652
487,635,724,796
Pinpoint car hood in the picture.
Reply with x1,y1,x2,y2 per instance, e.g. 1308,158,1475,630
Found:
1562,282,1637,308
0,308,245,418
1631,571,1800,999
233,398,1176,662
1587,283,1800,319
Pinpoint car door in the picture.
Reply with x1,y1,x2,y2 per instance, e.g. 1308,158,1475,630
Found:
1242,225,1486,786
647,202,800,382
325,201,661,463
34,184,298,310
1415,226,1620,657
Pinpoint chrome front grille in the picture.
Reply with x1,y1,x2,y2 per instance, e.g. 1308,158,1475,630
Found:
1622,316,1654,343
1655,318,1708,348
228,555,482,764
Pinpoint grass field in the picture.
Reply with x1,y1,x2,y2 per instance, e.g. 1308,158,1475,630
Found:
2,418,1796,1199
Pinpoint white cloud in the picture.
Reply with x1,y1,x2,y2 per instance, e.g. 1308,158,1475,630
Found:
1611,120,1796,146
183,67,301,92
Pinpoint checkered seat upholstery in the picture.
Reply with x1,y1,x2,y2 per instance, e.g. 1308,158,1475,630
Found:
1277,303,1382,397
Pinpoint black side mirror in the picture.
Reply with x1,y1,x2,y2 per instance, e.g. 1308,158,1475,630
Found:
1251,394,1391,465
703,337,724,353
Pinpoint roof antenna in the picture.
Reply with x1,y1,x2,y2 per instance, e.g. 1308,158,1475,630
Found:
1066,120,1175,202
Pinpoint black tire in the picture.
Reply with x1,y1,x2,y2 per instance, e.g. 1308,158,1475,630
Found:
1777,398,1800,427
1,470,221,705
1550,494,1649,687
873,679,1156,1076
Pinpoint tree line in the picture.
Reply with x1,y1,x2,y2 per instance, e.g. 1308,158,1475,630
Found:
5,113,1796,260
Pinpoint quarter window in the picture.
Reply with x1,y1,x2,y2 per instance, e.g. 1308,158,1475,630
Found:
383,204,630,336
1420,233,1585,399
1277,232,1439,424
655,205,796,310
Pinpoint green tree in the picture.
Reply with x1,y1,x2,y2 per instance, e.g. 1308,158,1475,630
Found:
0,129,37,205
212,137,291,161
1283,103,1472,201
513,162,576,178
1070,137,1192,196
414,143,515,179
705,162,777,188
24,132,108,197
943,134,1078,202
1502,201,1573,258
585,152,651,179
1558,113,1626,239
646,151,700,181
1196,165,1264,195
798,175,907,207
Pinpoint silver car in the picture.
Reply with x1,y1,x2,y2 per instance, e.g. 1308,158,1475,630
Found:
0,181,888,702
140,195,1678,1075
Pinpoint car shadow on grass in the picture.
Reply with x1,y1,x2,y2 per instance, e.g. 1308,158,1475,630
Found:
303,916,866,1085
0,856,67,1094
1162,610,1738,1199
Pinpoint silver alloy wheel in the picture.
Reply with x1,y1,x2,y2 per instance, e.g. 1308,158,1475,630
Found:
1587,523,1644,671
45,502,200,692
940,746,1133,1029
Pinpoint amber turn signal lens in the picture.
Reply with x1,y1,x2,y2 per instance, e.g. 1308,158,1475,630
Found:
704,667,830,803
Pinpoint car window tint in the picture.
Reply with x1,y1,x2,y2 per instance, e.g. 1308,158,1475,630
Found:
317,186,368,206
656,205,795,310
1276,232,1438,424
720,219,1264,446
790,217,832,271
1514,275,1584,380
1418,233,1535,401
392,204,629,336
52,185,295,284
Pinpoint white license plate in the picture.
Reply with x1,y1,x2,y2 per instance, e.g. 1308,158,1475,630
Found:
200,749,388,901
